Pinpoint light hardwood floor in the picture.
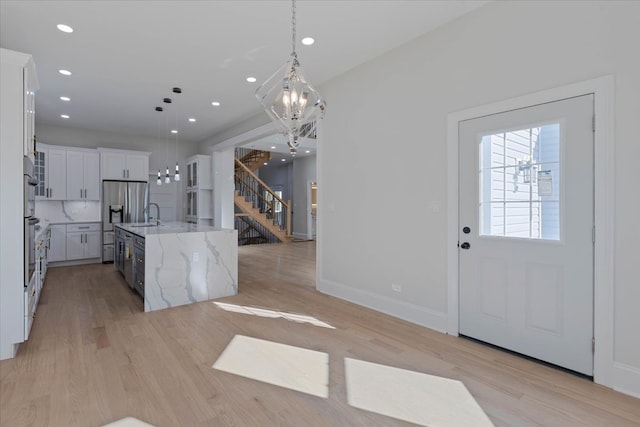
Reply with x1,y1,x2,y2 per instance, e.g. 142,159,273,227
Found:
1,241,638,426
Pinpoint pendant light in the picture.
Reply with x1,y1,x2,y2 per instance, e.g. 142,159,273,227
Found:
155,106,164,185
163,97,172,184
255,0,326,155
172,87,181,182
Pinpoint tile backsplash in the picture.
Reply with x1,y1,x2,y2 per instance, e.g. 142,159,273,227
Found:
36,200,101,223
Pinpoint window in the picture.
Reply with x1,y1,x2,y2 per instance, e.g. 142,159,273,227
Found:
479,123,560,240
264,189,283,213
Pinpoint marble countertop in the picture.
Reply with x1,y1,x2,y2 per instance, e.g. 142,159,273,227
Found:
115,221,233,237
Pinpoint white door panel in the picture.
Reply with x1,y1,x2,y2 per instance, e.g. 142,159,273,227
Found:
459,95,594,375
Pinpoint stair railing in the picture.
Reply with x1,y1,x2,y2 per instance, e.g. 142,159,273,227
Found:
234,158,291,236
235,148,270,166
235,213,280,245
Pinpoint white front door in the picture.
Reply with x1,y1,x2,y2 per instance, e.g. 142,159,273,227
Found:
458,95,594,376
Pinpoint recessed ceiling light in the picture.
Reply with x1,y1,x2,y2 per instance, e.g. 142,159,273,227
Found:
59,69,72,76
301,37,315,46
246,77,257,83
188,118,196,122
305,150,311,153
171,129,178,134
270,146,277,149
60,114,70,119
57,24,73,33
281,158,286,162
263,162,268,166
211,101,221,106
60,96,71,102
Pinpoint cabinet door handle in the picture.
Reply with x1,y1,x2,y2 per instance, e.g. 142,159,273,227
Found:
127,169,130,178
80,189,83,198
78,226,90,229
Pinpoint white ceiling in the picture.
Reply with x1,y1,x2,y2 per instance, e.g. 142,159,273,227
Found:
0,0,487,150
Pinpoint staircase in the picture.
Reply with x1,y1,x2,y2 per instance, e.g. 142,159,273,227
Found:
234,150,291,244
238,148,271,172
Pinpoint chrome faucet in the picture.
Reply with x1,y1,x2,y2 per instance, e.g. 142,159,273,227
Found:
144,202,161,225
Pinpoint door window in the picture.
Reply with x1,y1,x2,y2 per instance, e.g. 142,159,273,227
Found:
479,123,561,240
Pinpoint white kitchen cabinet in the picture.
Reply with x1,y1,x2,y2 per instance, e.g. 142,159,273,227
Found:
185,154,213,225
66,149,100,200
99,148,150,181
34,144,67,200
1,48,39,359
186,154,212,189
66,223,100,260
23,72,37,162
48,224,66,262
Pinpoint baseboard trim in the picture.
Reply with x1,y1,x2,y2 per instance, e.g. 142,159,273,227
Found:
317,277,447,333
612,362,640,398
292,232,315,241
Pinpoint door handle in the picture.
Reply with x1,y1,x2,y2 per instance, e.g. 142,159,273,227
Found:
460,242,470,250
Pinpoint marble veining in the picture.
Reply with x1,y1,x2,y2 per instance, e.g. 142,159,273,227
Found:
36,200,100,223
129,223,237,312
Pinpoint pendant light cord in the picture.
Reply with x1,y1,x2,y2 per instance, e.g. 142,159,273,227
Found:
291,0,297,59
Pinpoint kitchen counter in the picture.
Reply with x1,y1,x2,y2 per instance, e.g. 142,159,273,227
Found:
115,221,221,236
115,223,238,312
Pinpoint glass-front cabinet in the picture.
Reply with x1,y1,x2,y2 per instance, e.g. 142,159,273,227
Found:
184,155,212,225
34,144,67,200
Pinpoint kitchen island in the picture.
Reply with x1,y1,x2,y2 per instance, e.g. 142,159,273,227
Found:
114,222,237,312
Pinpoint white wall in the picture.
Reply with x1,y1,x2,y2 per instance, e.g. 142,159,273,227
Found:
317,0,639,395
198,1,639,395
36,123,200,173
292,155,317,238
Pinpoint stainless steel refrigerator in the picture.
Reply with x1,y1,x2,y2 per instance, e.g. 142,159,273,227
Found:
102,180,149,262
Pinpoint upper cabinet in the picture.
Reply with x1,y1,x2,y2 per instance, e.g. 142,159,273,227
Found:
24,71,37,162
66,149,100,200
34,144,67,200
185,154,213,225
186,154,212,189
99,148,150,182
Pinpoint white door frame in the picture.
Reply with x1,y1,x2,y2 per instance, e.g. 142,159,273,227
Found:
446,76,614,387
306,179,314,240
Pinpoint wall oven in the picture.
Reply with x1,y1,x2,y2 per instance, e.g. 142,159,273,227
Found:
24,156,39,287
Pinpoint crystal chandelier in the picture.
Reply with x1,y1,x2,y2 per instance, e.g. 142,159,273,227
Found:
256,0,326,155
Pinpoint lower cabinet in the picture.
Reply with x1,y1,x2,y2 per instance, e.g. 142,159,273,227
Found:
133,236,145,297
65,223,101,260
48,224,67,262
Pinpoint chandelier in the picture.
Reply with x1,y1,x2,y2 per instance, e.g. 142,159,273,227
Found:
256,0,326,155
